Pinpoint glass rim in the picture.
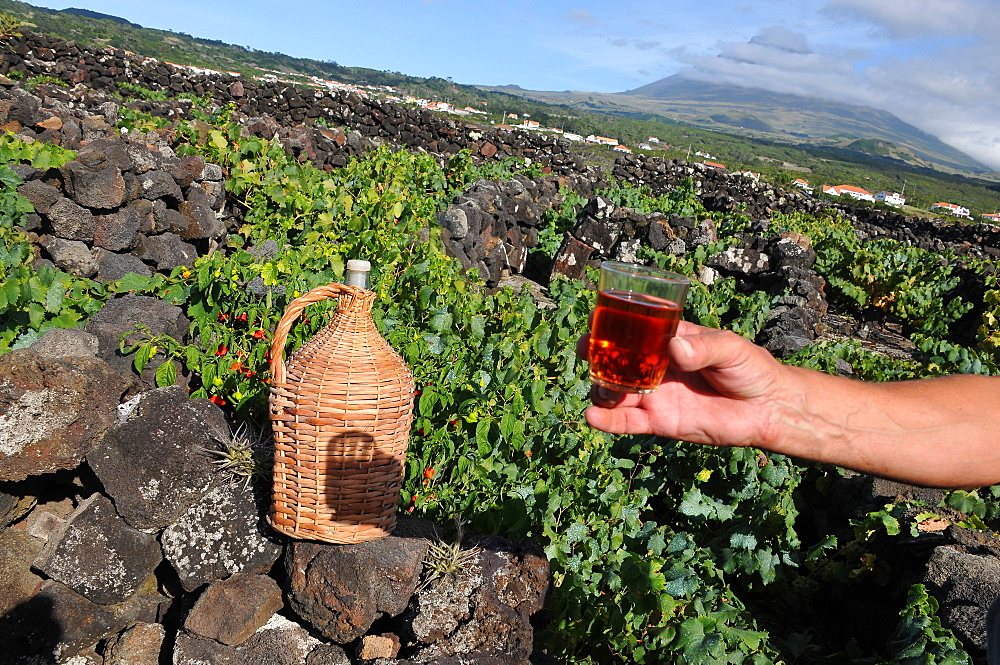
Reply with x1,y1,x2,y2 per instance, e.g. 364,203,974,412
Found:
599,261,690,285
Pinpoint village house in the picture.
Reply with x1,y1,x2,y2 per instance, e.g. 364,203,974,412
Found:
982,213,1000,224
734,170,760,181
614,145,633,154
822,185,875,203
425,102,454,113
875,191,906,207
703,160,727,170
931,202,971,218
586,135,620,146
647,137,660,143
792,178,813,194
638,143,653,151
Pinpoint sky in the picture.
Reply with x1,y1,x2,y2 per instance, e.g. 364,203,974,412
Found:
27,0,1000,170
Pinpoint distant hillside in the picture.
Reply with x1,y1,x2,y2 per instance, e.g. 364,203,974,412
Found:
479,75,991,175
58,8,140,27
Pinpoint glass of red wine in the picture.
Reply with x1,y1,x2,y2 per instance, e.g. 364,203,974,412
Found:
588,261,690,393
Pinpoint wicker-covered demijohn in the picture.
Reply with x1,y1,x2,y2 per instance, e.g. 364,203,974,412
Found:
268,282,414,544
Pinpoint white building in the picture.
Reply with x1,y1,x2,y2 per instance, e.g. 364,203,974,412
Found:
822,185,875,203
875,191,906,207
930,202,971,218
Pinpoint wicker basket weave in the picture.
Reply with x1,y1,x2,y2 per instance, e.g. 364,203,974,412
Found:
267,282,414,544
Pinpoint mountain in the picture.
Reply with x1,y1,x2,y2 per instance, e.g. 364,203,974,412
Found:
478,75,992,175
57,8,141,28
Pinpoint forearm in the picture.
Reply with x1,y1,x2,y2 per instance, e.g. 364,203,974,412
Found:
767,367,1000,488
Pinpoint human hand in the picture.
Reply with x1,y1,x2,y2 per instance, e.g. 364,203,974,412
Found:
577,321,787,448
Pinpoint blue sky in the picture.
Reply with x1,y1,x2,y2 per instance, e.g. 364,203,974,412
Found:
25,0,1000,170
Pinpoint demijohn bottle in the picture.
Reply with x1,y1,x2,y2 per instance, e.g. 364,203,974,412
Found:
268,259,414,544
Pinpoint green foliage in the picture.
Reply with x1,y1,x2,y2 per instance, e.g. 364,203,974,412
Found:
532,178,703,262
0,131,77,170
785,339,923,382
391,268,778,662
24,74,67,88
0,143,109,353
176,91,214,108
884,585,972,664
771,211,972,338
534,186,587,256
445,149,544,190
0,229,105,353
115,105,172,133
0,11,20,40
603,178,702,218
116,80,168,101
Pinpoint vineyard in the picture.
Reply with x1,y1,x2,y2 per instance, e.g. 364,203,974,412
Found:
3,29,1000,665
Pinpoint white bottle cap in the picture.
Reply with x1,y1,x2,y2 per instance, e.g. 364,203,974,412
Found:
347,259,371,272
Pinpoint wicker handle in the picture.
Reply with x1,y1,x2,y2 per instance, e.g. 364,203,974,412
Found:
269,283,363,385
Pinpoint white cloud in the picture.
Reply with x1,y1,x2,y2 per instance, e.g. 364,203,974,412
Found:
672,10,1000,170
824,0,1000,40
748,26,812,55
564,8,596,25
678,28,865,103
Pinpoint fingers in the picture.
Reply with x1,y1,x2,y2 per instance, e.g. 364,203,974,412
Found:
590,384,644,408
584,404,653,435
590,384,644,409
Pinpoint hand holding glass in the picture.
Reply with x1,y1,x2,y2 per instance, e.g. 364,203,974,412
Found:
588,261,690,393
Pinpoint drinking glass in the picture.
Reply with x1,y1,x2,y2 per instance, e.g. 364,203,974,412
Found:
588,261,690,393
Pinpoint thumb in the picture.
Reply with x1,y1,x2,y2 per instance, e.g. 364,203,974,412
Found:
669,328,757,373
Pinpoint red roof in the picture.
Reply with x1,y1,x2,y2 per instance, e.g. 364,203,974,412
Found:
837,185,873,196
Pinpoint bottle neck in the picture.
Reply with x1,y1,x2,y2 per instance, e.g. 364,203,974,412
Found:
347,270,369,290
346,259,371,290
